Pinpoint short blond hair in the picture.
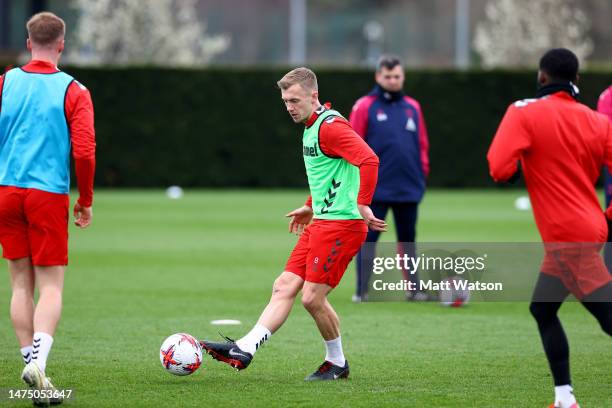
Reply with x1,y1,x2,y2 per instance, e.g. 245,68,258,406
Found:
27,12,65,46
277,67,318,91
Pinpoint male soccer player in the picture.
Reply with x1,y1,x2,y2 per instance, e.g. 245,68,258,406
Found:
0,12,96,406
487,48,612,408
201,67,385,380
350,55,430,302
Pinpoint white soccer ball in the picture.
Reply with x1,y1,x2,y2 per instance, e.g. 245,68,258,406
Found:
166,186,184,199
439,276,470,307
160,333,203,376
514,196,531,211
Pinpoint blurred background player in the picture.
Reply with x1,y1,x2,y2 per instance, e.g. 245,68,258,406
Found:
597,85,612,271
201,67,385,380
0,11,96,406
487,48,612,408
350,55,429,302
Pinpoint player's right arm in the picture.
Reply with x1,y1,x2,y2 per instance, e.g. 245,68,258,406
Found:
319,118,387,231
65,80,96,228
487,103,532,182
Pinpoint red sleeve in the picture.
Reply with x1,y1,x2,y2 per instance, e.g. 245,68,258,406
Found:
349,96,375,139
487,103,531,182
305,195,312,208
319,117,379,205
419,110,430,177
405,97,430,178
65,80,96,207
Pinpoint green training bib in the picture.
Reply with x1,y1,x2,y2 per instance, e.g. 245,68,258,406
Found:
302,108,361,220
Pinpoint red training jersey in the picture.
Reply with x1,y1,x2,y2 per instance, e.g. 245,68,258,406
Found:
487,91,612,242
0,60,96,206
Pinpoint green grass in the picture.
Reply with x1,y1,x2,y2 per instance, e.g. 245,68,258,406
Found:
0,189,610,407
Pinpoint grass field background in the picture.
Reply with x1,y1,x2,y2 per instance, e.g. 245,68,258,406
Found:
0,189,610,407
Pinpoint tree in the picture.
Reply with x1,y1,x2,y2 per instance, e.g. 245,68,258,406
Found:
473,0,593,67
67,0,230,66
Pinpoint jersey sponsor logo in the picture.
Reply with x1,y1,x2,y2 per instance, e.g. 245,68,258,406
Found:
376,109,388,121
303,143,320,157
514,98,538,108
325,116,336,124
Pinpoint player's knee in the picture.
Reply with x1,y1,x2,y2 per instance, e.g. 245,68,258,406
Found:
598,311,612,336
529,301,555,323
602,320,612,336
271,278,286,296
272,276,298,299
301,292,323,312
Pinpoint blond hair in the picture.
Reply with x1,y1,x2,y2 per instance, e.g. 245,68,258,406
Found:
27,12,65,47
277,67,318,91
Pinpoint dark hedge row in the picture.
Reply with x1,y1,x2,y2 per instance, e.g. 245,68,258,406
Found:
62,66,611,188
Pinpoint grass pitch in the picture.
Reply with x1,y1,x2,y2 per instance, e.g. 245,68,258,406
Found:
0,189,610,407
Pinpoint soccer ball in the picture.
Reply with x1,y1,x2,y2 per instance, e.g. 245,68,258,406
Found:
439,276,470,307
159,333,203,376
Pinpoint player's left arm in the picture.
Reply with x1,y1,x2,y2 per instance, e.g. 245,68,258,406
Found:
320,118,387,231
66,80,96,228
487,104,531,183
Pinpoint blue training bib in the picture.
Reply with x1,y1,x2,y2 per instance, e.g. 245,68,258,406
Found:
0,67,74,194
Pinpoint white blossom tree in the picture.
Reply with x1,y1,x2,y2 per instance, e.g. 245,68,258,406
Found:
67,0,230,66
473,0,593,68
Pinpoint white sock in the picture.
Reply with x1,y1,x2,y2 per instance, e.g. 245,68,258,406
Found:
236,324,271,355
20,345,33,365
324,336,346,367
554,384,576,407
32,332,54,373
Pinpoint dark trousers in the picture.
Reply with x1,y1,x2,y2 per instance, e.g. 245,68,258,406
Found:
355,202,419,297
529,273,612,386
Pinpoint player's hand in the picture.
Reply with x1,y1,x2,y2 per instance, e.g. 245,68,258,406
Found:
74,202,93,229
358,204,387,232
286,205,314,235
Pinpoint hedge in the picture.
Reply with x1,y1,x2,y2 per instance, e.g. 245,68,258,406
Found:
38,66,612,187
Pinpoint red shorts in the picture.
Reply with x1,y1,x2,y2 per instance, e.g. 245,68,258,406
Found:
285,219,367,288
0,186,69,266
541,243,612,299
